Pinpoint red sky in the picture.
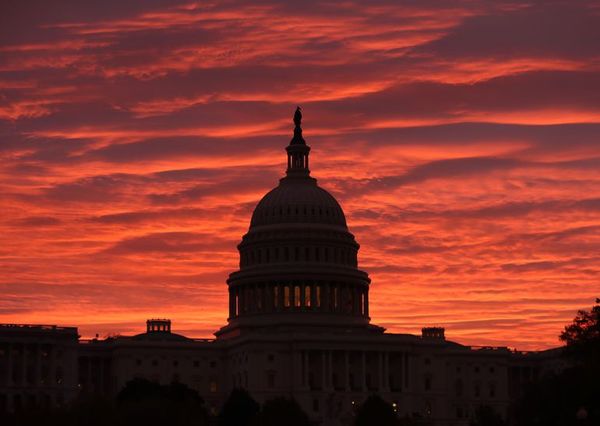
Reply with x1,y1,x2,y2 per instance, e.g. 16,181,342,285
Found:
1,0,599,350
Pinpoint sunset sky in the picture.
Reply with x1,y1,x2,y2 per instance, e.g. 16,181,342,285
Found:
1,0,599,350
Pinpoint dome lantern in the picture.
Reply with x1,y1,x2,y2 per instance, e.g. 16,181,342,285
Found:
286,107,311,177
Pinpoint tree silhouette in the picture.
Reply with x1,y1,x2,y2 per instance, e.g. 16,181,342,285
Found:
514,298,600,426
259,397,310,426
470,405,505,426
354,395,399,426
218,388,260,426
116,378,209,426
560,298,600,367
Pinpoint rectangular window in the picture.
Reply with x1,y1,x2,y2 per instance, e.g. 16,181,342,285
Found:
316,286,321,307
267,372,275,389
305,286,311,307
425,376,431,391
294,286,301,307
274,286,279,308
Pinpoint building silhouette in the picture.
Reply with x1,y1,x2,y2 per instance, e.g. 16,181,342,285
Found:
0,109,561,425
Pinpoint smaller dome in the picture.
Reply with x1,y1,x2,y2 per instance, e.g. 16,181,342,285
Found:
250,178,347,228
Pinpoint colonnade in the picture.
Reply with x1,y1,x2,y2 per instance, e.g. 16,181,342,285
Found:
0,342,69,411
229,282,368,319
296,350,410,393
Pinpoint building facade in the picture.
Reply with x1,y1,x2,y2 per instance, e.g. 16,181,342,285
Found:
0,109,560,425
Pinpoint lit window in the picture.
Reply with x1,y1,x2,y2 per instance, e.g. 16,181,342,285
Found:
284,286,290,307
294,286,301,307
316,286,321,307
305,286,311,307
209,380,217,393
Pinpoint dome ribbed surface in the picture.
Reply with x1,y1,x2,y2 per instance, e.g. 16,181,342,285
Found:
250,179,347,228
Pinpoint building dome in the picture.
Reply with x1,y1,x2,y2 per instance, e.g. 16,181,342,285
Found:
216,108,379,339
250,179,347,228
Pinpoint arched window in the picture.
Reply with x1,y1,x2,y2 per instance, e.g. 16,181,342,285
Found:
284,286,291,308
294,286,301,307
273,286,279,308
305,286,311,307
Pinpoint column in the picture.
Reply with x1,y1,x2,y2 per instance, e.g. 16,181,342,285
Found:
364,290,369,317
304,351,310,389
21,344,27,385
36,344,42,388
6,343,12,385
301,351,306,387
344,352,349,390
239,287,245,314
49,346,56,393
378,352,384,391
323,282,330,312
87,357,92,391
321,351,326,390
383,352,390,391
229,290,235,317
361,352,366,391
404,353,409,389
327,351,333,390
354,287,360,315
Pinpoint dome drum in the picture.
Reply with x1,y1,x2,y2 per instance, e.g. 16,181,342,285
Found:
226,280,370,323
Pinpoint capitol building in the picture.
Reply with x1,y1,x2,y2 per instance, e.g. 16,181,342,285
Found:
0,110,559,425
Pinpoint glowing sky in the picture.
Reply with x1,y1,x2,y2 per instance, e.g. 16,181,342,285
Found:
1,0,599,350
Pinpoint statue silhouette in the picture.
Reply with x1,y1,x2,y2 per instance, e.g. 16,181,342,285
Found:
294,106,302,128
